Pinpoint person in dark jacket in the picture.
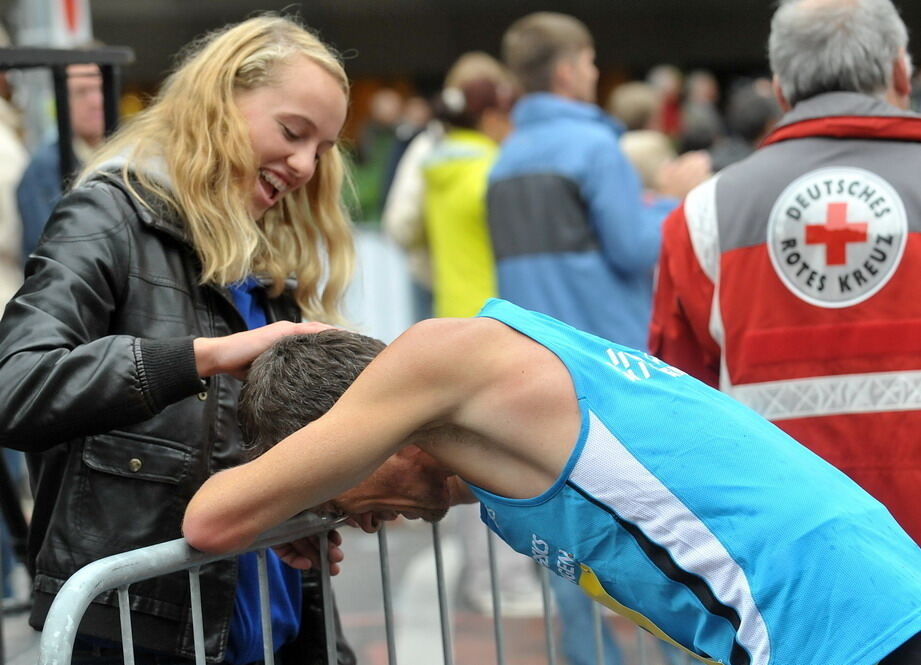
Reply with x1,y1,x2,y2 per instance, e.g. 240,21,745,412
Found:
0,15,365,664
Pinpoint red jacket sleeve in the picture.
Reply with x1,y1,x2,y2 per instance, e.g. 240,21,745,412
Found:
649,202,721,388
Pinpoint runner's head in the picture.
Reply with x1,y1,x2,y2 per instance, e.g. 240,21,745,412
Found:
240,330,453,523
240,329,385,454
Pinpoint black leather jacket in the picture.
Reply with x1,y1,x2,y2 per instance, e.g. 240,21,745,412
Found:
0,173,352,663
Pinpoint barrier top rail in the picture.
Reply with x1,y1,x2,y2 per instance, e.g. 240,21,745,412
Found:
38,512,345,665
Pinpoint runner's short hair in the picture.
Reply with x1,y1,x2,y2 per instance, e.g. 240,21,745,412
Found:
240,330,386,455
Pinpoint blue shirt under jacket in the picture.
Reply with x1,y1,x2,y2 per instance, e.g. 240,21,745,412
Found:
225,277,302,664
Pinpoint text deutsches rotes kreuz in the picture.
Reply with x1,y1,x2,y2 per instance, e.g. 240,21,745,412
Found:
767,167,907,308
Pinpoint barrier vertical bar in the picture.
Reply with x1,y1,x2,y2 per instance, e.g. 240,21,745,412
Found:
539,566,557,665
377,526,397,665
117,585,135,665
591,600,603,665
188,567,207,665
319,531,337,665
431,522,454,665
486,528,506,665
256,550,275,665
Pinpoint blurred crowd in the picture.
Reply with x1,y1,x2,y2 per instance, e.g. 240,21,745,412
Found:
342,62,783,333
348,66,785,226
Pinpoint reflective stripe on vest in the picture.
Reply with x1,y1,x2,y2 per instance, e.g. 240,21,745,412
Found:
725,370,921,420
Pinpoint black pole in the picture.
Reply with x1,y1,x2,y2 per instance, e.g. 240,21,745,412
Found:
100,63,120,138
50,64,77,189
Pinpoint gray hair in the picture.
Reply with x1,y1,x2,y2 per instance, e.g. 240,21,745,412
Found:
769,0,910,107
239,330,386,455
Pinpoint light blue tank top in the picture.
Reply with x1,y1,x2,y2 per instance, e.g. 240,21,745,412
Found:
470,298,921,665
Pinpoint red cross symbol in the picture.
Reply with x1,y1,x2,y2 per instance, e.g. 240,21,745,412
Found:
805,202,868,266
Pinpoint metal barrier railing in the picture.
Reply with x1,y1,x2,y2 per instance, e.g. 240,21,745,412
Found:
39,512,690,665
38,513,344,665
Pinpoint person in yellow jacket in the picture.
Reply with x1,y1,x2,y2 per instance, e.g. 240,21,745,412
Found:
423,74,516,318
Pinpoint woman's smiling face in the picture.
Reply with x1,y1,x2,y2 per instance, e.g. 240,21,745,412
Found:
235,54,348,219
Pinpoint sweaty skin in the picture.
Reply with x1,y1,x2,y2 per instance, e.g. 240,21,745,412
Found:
182,317,581,555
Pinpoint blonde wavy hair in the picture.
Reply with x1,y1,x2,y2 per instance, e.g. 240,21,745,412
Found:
80,15,353,322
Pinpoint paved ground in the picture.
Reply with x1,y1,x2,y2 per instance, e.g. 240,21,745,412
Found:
1,514,679,665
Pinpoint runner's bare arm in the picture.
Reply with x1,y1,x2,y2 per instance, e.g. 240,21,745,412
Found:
182,319,472,553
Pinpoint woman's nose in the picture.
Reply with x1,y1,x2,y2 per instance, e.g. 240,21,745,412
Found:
288,146,317,183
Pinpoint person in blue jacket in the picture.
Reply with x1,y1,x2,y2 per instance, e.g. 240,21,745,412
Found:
185,299,921,665
486,12,707,348
487,14,708,662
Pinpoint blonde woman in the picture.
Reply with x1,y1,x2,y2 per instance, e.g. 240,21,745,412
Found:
0,16,356,664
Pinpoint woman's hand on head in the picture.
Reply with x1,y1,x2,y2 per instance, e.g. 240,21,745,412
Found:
193,320,336,379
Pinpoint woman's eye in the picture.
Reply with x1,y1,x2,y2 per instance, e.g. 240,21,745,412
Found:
281,124,300,140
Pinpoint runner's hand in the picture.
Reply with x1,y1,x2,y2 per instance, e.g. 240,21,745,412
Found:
272,529,344,573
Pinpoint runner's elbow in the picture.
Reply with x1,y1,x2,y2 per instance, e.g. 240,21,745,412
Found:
183,498,254,554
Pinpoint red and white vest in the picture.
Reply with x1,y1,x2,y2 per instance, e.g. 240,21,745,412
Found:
651,92,921,541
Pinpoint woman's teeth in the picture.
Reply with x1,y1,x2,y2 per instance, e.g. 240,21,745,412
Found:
260,170,286,197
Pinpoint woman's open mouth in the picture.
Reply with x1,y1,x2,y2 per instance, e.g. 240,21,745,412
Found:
258,169,288,206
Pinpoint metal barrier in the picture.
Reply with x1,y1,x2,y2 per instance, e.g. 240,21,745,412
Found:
38,513,343,665
39,513,689,665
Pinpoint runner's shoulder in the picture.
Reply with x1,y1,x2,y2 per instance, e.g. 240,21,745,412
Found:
390,317,507,383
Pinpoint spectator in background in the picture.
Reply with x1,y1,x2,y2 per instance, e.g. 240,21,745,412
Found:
0,24,27,310
382,52,510,322
381,95,432,199
646,64,683,139
488,12,706,347
605,81,659,131
679,69,724,152
17,60,104,259
384,53,544,616
423,76,514,319
651,0,921,543
427,74,537,614
609,81,691,220
709,79,781,171
488,12,706,665
0,22,29,604
620,129,681,219
352,87,402,221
